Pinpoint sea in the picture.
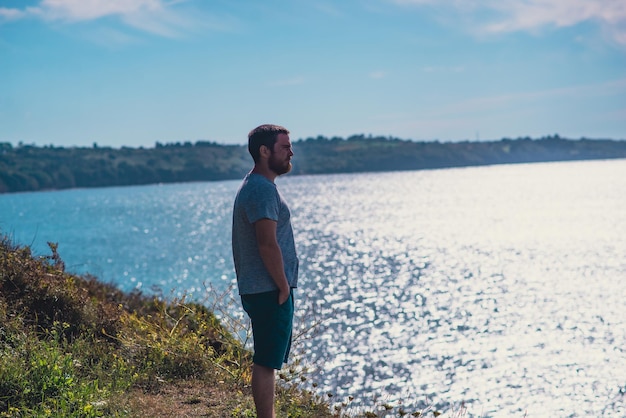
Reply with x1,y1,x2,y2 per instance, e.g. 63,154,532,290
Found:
1,159,625,417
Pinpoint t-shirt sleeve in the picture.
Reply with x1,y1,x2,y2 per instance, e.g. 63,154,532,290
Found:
244,182,279,224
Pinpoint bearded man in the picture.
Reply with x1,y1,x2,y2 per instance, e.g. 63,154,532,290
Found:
231,124,299,418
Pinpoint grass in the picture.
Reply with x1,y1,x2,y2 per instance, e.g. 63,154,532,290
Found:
0,235,462,417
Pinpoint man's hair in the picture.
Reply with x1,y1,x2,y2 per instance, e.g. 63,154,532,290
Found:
248,124,290,163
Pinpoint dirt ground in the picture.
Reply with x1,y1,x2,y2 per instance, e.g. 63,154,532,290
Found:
125,380,254,418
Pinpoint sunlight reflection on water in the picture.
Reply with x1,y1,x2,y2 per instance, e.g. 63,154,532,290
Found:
1,160,625,417
281,160,626,417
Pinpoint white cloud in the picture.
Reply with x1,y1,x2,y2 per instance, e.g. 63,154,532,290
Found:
369,70,387,79
429,77,626,117
0,7,27,21
0,0,215,38
390,0,626,46
36,0,162,21
484,0,626,33
80,26,145,47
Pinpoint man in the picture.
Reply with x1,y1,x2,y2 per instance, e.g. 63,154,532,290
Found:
231,124,299,418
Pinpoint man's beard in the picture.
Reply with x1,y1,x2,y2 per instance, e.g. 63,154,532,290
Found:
269,154,292,175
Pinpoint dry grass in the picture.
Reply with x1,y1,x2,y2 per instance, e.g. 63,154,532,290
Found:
0,236,336,417
122,380,252,417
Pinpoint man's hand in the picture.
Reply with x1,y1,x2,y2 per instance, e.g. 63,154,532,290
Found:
278,287,290,305
255,218,291,305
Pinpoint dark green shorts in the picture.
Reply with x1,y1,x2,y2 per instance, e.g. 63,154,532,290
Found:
241,289,294,370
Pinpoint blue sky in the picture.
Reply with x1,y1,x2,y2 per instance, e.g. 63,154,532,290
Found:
1,0,625,147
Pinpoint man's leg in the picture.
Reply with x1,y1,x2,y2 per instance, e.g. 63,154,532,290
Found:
251,363,276,418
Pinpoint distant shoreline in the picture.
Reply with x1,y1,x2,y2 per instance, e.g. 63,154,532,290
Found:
2,135,625,194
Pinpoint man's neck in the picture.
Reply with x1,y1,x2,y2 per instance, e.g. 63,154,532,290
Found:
251,165,277,183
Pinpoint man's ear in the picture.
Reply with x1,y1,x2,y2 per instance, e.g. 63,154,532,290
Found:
259,144,271,159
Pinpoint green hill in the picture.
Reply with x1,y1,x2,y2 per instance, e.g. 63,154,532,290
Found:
1,135,625,193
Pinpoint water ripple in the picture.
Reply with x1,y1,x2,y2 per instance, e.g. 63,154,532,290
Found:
1,160,625,417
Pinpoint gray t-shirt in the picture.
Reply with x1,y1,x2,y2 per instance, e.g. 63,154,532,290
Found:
232,173,299,295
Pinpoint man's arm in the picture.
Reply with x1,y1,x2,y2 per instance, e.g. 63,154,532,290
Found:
255,218,290,304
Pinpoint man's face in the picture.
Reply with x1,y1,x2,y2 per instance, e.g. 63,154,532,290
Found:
268,133,293,175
